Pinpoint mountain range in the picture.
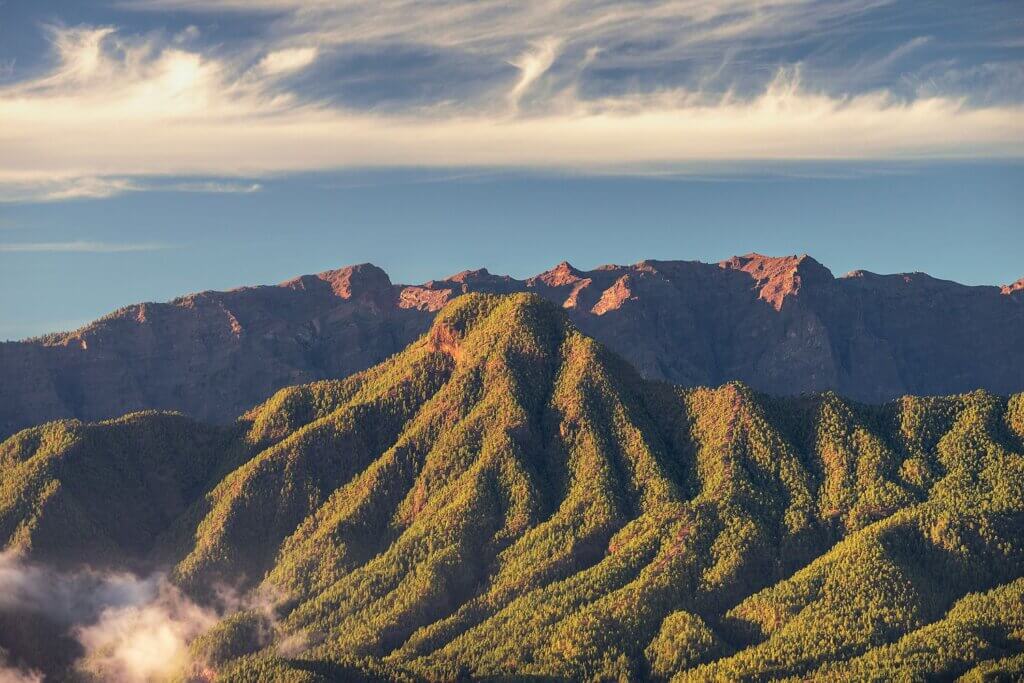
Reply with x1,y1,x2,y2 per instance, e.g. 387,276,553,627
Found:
2,253,1023,441
2,293,1023,681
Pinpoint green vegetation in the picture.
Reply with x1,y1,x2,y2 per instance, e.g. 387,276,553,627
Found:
2,293,1023,681
0,410,243,569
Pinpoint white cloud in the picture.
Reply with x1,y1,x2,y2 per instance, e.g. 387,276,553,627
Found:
0,657,43,683
258,47,318,76
0,176,138,202
45,25,117,84
160,180,263,193
0,241,171,253
0,175,262,203
0,17,1021,201
174,25,201,45
508,38,562,109
0,552,219,683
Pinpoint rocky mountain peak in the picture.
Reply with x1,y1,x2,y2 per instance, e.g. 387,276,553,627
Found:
534,260,584,287
318,263,393,299
721,252,833,309
437,267,521,294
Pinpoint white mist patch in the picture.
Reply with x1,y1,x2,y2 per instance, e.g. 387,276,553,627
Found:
0,651,42,683
0,551,221,683
0,550,152,622
275,630,311,658
75,581,217,683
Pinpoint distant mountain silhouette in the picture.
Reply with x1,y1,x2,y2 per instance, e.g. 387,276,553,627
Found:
2,254,1022,438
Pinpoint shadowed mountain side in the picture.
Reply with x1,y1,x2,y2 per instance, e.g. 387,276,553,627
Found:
0,411,244,571
0,264,434,440
2,293,1022,681
2,255,1022,438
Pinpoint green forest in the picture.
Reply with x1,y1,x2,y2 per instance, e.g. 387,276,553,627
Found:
2,293,1023,682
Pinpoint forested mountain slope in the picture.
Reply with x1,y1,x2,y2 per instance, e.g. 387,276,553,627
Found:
1,294,1023,681
3,253,1023,438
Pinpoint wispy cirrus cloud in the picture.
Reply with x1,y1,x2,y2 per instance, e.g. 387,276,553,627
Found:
0,174,262,203
508,37,562,109
160,180,262,194
0,176,138,202
125,0,896,58
0,241,172,253
0,2,1021,202
123,0,1017,106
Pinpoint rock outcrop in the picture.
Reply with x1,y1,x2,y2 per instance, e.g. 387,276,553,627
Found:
1,254,1022,437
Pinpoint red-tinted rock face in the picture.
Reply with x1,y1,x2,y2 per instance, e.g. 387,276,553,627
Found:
0,264,433,437
1,255,1022,437
1003,277,1024,296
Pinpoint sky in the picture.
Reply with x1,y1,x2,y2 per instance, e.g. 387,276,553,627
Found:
0,0,1022,340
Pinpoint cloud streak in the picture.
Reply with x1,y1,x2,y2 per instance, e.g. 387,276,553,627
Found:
258,47,318,76
0,175,262,203
508,38,562,109
0,242,172,253
1,4,1022,201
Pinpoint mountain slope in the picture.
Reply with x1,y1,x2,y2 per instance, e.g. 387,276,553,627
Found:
2,254,1023,438
2,293,1022,681
0,411,242,570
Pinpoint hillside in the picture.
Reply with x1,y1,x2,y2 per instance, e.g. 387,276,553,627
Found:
2,293,1023,681
2,254,1023,438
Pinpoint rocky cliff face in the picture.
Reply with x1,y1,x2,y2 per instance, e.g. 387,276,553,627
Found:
2,254,1022,437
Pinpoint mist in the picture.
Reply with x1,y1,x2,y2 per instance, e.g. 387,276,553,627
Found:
0,551,218,682
0,649,43,683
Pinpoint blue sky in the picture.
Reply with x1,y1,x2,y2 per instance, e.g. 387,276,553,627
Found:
1,1,1022,339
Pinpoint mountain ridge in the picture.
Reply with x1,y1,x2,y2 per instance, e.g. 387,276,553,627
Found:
2,254,1022,439
2,293,1022,681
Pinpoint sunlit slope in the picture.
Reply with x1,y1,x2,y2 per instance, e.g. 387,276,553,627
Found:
2,293,1022,681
